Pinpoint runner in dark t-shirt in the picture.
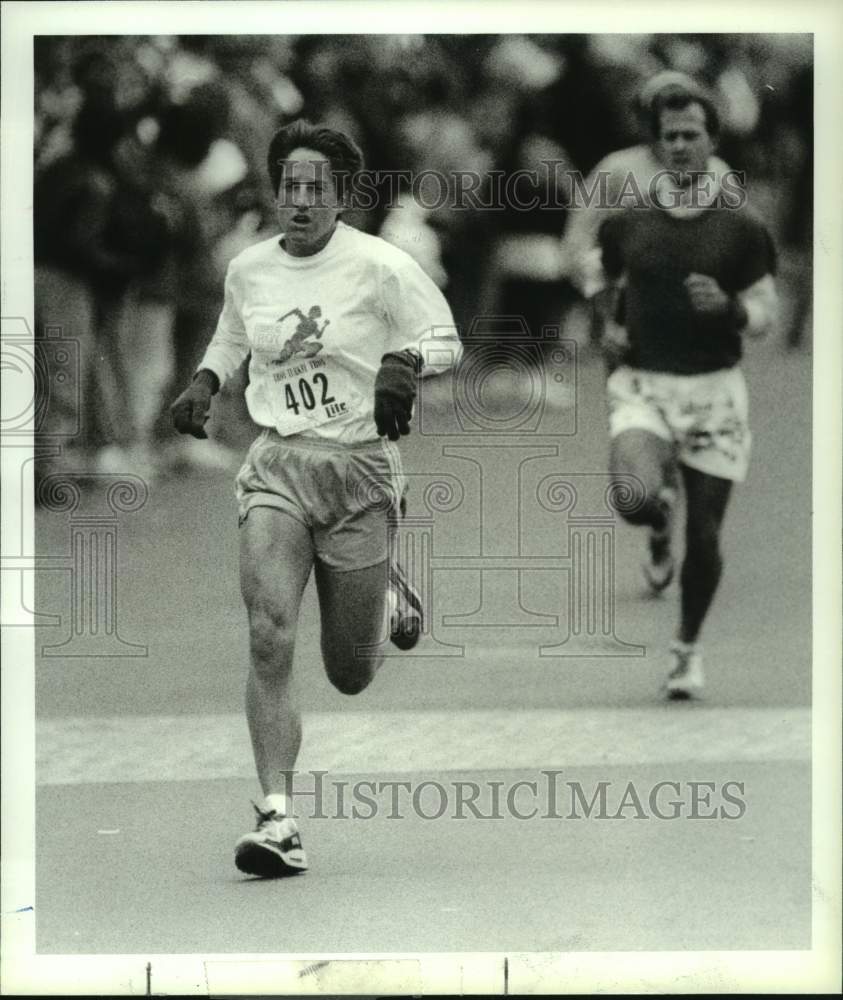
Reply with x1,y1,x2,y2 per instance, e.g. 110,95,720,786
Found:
597,91,778,700
600,204,776,374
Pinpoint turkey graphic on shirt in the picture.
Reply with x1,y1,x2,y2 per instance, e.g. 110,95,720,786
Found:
271,306,330,365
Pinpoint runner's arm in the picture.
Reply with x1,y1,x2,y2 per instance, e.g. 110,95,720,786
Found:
381,260,462,377
732,220,779,339
735,273,778,339
195,261,251,389
171,262,249,437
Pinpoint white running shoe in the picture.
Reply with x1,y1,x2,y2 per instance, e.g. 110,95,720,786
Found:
665,641,705,700
234,799,308,877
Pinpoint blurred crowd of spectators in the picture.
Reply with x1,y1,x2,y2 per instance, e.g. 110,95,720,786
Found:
33,33,813,478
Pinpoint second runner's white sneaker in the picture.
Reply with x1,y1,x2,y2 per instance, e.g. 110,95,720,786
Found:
664,641,705,700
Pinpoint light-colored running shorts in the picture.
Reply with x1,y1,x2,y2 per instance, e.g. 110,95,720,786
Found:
235,430,406,570
607,365,752,482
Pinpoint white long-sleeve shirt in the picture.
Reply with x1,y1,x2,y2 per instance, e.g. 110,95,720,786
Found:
199,221,462,444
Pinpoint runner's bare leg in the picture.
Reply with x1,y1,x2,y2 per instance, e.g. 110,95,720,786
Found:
240,506,314,797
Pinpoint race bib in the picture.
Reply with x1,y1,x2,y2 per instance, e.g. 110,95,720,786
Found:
263,354,363,436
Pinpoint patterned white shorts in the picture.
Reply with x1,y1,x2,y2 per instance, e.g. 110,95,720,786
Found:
607,365,751,482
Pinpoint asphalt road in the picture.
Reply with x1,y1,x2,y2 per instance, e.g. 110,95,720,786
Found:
32,335,813,959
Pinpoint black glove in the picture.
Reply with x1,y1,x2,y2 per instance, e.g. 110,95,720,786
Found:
170,369,219,439
374,351,421,441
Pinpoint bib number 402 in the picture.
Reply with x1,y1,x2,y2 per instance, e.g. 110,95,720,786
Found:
284,372,335,415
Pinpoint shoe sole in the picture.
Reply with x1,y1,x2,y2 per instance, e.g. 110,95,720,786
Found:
235,842,308,878
390,615,421,651
665,684,704,701
389,562,424,650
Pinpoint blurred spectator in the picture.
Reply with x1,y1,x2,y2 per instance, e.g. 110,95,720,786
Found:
34,89,174,474
379,193,449,288
151,94,253,471
779,61,812,348
487,132,578,356
393,98,496,330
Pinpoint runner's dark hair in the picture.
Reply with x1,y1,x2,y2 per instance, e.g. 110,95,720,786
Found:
650,92,720,140
267,119,365,202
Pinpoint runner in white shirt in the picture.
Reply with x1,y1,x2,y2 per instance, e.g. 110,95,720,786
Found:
170,120,461,878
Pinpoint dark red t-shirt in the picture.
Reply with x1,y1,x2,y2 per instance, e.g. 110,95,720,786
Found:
599,204,776,374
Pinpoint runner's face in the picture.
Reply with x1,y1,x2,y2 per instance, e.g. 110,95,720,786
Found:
655,104,714,180
276,149,341,256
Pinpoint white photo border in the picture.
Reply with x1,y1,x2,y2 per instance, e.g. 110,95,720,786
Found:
2,1,840,994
